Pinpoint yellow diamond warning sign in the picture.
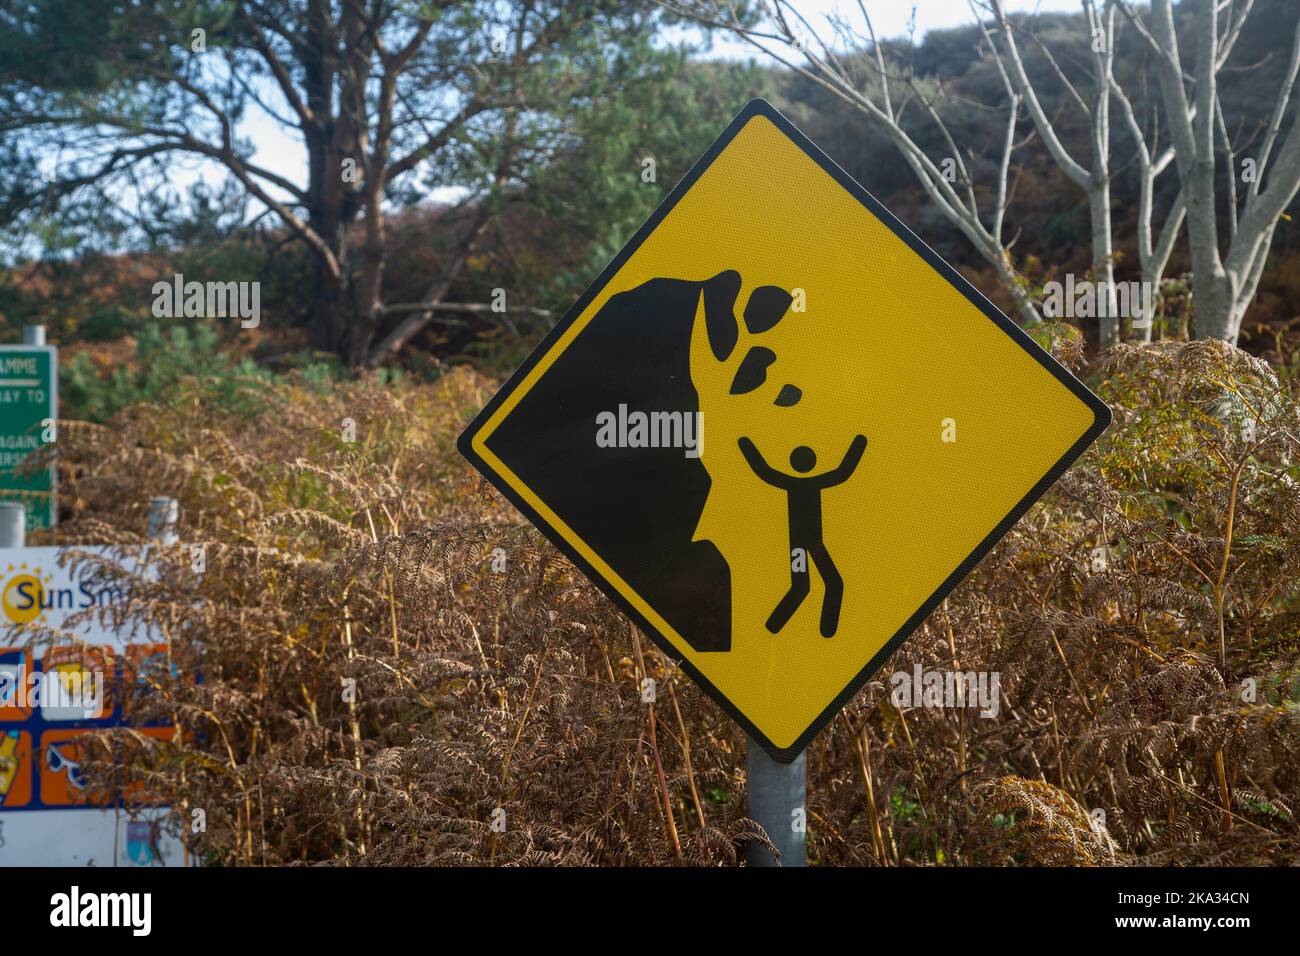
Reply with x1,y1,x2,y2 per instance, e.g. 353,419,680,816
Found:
458,99,1110,761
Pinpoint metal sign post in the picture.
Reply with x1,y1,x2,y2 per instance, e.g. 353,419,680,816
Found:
148,496,179,545
746,738,806,866
0,501,25,548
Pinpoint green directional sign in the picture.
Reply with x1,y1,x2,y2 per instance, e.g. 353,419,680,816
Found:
0,345,56,530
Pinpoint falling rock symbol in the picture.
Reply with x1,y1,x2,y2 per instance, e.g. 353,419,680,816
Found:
744,286,794,333
774,384,802,407
730,347,776,395
701,270,742,361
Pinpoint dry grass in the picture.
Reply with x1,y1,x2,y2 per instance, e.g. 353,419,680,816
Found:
41,338,1300,866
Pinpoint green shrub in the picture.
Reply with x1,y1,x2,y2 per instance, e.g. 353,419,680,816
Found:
61,322,274,422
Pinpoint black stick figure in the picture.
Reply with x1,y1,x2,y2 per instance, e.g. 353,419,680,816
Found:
738,434,868,637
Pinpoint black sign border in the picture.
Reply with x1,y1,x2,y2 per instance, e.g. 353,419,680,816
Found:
458,98,1111,763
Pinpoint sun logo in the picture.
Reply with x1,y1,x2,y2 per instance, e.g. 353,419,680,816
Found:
1,564,50,625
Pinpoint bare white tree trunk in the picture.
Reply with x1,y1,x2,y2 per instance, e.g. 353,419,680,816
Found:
1124,0,1300,343
1111,70,1186,342
989,0,1123,347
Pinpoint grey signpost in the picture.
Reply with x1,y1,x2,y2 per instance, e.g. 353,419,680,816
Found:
746,738,807,866
0,501,25,549
148,496,180,545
